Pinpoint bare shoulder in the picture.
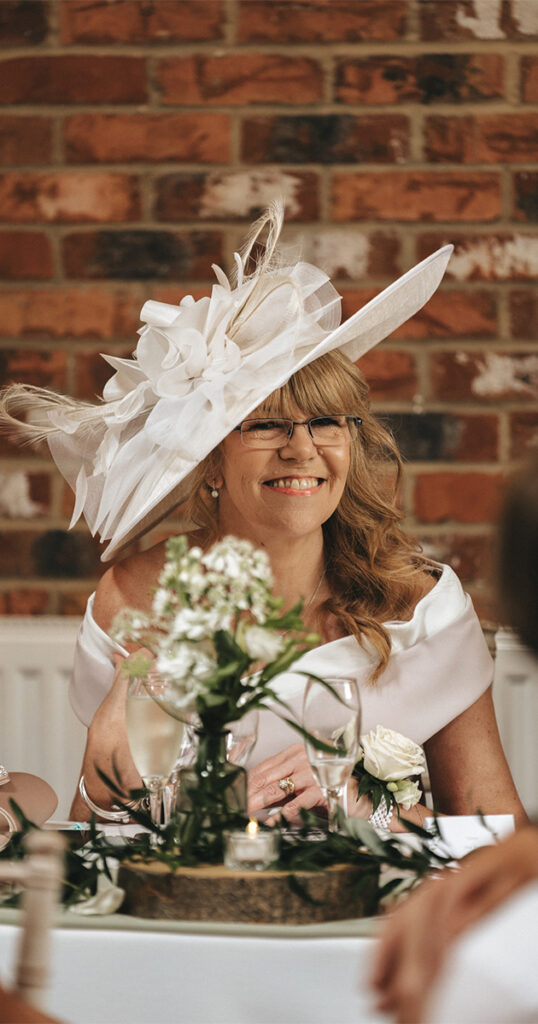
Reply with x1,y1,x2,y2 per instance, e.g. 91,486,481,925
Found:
92,540,169,633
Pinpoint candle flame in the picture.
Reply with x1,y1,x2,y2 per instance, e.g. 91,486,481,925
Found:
246,818,258,838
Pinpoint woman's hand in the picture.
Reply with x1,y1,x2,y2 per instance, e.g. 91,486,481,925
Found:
370,826,538,1024
69,653,145,820
247,743,327,824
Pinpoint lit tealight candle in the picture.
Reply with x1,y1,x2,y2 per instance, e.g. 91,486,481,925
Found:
224,819,280,871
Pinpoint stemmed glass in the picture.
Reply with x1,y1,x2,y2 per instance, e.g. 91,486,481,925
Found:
302,676,361,833
125,676,186,843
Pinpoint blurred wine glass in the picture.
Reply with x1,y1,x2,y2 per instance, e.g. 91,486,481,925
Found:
125,676,185,843
302,676,361,833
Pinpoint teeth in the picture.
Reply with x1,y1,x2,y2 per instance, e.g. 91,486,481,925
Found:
268,477,319,489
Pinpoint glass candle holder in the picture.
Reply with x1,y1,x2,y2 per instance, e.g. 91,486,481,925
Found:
224,821,280,871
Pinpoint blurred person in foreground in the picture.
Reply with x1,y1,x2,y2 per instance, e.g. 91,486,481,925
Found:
371,453,538,1024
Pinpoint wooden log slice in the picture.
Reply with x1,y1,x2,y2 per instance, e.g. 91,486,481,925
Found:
118,859,378,925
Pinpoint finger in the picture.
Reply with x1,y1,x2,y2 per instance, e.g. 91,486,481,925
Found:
248,744,307,793
248,760,321,814
276,786,327,822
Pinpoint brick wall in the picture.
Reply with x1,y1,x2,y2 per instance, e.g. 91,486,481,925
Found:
1,0,537,622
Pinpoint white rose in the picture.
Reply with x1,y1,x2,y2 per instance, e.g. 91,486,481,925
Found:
387,778,422,810
240,625,285,662
361,725,426,782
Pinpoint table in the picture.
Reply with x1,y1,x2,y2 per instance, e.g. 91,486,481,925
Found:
0,910,387,1024
2,884,538,1024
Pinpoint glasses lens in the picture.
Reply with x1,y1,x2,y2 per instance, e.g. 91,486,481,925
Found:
240,419,290,447
309,416,350,445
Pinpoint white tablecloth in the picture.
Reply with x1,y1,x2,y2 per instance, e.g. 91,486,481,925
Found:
2,882,538,1023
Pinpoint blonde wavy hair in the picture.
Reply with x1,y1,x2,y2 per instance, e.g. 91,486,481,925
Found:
182,349,430,680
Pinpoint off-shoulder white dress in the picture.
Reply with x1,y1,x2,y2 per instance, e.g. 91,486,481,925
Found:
69,564,493,767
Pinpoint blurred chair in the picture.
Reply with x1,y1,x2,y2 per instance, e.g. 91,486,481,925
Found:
0,831,64,1012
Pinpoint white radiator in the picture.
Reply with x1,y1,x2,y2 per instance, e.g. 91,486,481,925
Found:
0,617,86,819
0,618,536,820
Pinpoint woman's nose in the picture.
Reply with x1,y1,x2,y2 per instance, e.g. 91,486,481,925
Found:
279,423,317,459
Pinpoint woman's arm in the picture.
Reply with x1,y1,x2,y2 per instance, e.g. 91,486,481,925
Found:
371,826,538,1024
69,560,149,820
424,686,527,826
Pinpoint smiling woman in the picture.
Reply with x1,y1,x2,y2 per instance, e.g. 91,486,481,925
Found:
0,201,526,832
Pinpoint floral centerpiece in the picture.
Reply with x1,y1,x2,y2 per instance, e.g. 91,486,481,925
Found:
113,534,319,860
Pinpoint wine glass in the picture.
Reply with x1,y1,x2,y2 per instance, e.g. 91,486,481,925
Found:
125,676,186,843
226,709,259,767
302,676,361,833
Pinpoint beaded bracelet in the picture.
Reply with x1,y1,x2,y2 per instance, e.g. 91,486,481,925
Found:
368,799,394,831
78,775,135,823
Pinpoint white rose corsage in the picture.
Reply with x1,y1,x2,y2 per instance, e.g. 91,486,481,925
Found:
353,725,426,831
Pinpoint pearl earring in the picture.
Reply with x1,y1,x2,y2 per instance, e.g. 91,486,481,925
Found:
210,483,219,499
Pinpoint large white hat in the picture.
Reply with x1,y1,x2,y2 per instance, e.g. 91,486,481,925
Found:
3,203,452,561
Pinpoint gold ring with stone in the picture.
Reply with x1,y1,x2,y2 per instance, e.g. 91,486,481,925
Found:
278,776,295,796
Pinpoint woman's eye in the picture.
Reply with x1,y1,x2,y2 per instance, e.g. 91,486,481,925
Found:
245,420,283,433
313,417,341,428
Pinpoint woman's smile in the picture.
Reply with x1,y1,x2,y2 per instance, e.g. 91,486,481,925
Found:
263,475,324,495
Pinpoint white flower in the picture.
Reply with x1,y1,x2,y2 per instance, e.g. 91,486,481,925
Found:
240,625,285,661
387,778,422,810
361,726,426,782
156,642,215,686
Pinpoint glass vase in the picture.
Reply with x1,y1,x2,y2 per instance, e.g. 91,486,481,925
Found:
176,728,248,861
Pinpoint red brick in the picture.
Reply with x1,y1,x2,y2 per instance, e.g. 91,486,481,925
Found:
0,287,141,340
336,54,503,105
0,529,101,579
510,290,538,340
342,287,497,340
0,57,146,105
513,172,538,222
509,411,538,459
0,1,50,45
60,0,223,43
424,115,475,164
425,114,538,164
154,170,319,222
383,411,498,462
0,173,141,224
243,115,409,164
417,232,538,281
414,472,502,524
64,113,230,164
237,0,407,42
0,349,67,390
158,54,323,105
332,172,501,222
521,56,538,101
357,349,417,400
419,1,536,41
62,230,223,281
415,533,493,584
0,231,53,279
0,531,41,577
431,351,538,402
57,589,99,616
0,589,51,615
0,116,53,166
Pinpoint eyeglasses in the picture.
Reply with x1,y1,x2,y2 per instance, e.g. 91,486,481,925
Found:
234,415,362,449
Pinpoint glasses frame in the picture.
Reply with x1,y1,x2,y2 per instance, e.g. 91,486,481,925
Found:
234,415,362,449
